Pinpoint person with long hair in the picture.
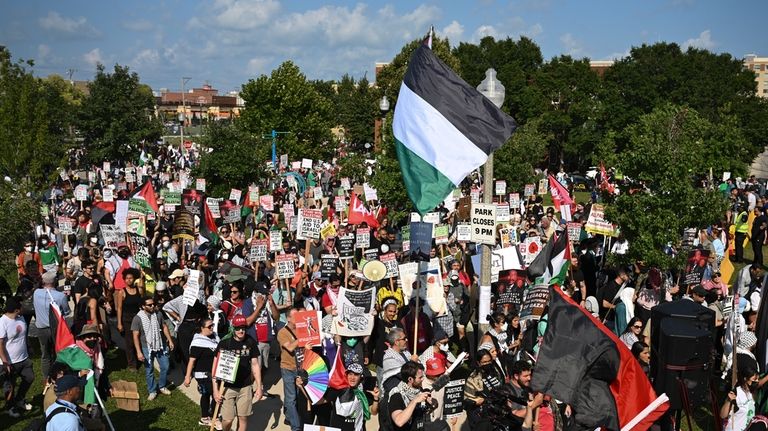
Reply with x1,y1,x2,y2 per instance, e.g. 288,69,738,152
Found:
184,319,220,429
463,349,504,427
619,317,643,349
721,367,759,431
480,312,509,358
631,341,650,379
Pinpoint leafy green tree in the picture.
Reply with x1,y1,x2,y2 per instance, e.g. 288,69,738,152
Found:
493,118,550,191
603,104,731,267
194,120,269,197
240,61,335,162
78,64,162,163
333,74,380,150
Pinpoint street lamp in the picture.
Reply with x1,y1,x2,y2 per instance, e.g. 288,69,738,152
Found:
476,68,505,333
375,95,390,153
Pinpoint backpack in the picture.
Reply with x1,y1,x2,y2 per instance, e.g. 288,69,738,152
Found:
378,375,402,431
23,405,76,431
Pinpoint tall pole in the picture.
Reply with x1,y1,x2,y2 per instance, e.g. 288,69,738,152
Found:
180,77,191,157
271,129,277,171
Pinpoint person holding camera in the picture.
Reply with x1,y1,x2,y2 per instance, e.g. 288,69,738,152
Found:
389,361,448,431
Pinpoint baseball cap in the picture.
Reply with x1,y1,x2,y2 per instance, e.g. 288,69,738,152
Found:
169,269,185,279
691,284,708,296
425,357,446,377
232,315,248,328
346,363,364,375
55,374,86,393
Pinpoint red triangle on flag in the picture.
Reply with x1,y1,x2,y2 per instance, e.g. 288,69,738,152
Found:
328,348,350,390
50,302,75,353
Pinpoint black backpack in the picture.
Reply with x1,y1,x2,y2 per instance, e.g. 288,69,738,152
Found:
23,405,77,431
378,375,402,431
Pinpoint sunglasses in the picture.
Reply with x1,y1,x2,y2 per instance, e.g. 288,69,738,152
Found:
230,290,240,294
633,325,643,329
234,327,247,331
204,325,214,329
144,303,155,307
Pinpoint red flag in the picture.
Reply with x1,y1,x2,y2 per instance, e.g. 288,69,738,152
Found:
131,181,159,213
348,193,379,228
600,162,615,194
328,347,350,390
200,201,220,244
50,302,75,353
91,201,115,226
547,175,574,212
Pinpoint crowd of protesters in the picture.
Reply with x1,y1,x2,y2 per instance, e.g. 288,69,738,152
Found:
4,142,768,431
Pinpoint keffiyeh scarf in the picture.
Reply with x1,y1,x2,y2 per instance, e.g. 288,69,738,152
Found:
138,310,164,352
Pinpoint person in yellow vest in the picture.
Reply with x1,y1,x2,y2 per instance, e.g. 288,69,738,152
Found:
735,205,749,263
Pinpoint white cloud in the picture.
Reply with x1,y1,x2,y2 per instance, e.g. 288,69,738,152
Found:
37,44,51,61
682,30,716,50
132,49,161,66
441,21,465,46
560,33,585,57
246,57,271,75
473,25,500,41
208,0,281,30
83,48,103,68
122,19,155,32
39,11,100,37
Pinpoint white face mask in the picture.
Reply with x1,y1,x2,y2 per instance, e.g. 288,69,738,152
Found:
439,343,449,352
500,323,508,332
24,246,32,252
162,241,171,248
41,240,48,246
90,237,98,244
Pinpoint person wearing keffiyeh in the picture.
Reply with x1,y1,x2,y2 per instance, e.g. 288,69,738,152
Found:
325,362,380,431
131,296,174,400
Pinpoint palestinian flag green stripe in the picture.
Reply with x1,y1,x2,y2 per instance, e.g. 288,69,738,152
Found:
395,138,456,215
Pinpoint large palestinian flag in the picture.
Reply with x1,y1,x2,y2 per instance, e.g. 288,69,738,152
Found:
392,44,517,215
527,233,570,286
531,286,669,431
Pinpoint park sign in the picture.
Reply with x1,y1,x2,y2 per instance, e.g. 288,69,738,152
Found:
470,203,496,245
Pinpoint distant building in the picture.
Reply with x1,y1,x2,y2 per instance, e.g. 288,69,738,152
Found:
589,60,614,77
375,62,389,82
744,54,768,98
154,83,242,124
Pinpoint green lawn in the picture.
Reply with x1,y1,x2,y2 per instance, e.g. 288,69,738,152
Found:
7,346,200,431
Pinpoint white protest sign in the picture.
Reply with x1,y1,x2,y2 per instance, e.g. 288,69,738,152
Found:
363,183,378,201
313,186,323,200
332,287,376,337
456,223,472,242
723,172,731,181
495,180,506,196
74,185,88,201
340,178,351,190
213,350,240,384
229,189,242,202
496,203,510,223
206,198,221,218
260,195,274,212
276,254,295,279
380,253,399,278
269,230,282,252
509,193,520,210
280,154,288,167
196,178,206,192
471,203,496,245
115,200,129,233
102,188,114,202
297,208,322,240
302,158,313,169
250,239,268,262
355,227,370,249
183,270,202,306
101,224,124,248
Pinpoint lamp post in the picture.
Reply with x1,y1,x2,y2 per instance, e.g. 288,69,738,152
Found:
476,68,505,334
180,77,191,155
375,95,389,153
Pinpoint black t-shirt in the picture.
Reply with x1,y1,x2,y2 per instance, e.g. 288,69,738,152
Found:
73,275,94,297
598,279,622,320
326,387,375,431
389,392,427,431
190,343,217,376
215,336,260,388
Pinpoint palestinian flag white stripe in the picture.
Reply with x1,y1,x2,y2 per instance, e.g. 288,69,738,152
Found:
394,83,488,186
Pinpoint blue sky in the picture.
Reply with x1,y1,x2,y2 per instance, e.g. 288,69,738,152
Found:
2,0,766,94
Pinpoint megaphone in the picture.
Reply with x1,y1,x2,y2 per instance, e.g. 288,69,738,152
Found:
362,260,387,282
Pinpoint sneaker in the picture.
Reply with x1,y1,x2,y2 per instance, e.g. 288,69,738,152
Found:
148,392,157,401
7,407,20,418
16,400,32,411
159,387,172,395
198,417,211,426
214,418,223,431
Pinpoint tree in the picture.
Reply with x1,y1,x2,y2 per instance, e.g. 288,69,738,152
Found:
194,120,269,197
493,118,550,191
240,61,335,162
0,47,72,186
78,64,161,163
603,105,731,268
333,74,380,150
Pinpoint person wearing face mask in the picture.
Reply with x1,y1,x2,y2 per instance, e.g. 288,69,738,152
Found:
84,233,100,253
721,368,760,431
418,329,453,421
183,319,221,429
151,233,179,267
37,235,60,274
480,312,510,358
15,240,41,281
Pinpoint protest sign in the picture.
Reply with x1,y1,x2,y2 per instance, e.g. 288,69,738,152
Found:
332,287,375,337
409,221,432,261
182,270,202,306
125,172,135,183
172,210,195,240
567,222,582,243
74,185,88,201
312,186,323,200
538,178,548,195
355,227,370,249
495,180,506,196
499,228,511,248
340,178,351,190
161,190,181,205
269,230,282,252
229,189,242,202
248,186,259,203
297,208,322,240
401,225,410,253
456,223,472,242
182,189,203,215
250,239,268,262
363,248,379,262
434,225,449,245
280,154,288,167
101,224,124,249
102,188,114,202
560,204,572,222
519,284,550,321
213,350,239,384
115,200,129,232
363,183,377,201
334,196,347,213
276,254,295,279
471,203,496,245
338,234,355,259
496,203,510,223
380,253,399,278
88,171,97,184
282,203,295,217
684,249,710,287
524,184,535,197
509,193,520,210
195,178,206,192
585,204,619,237
320,222,337,240
291,161,301,170
723,172,731,181
127,215,146,237
682,228,697,250
470,188,480,203
301,158,313,169
220,200,241,224
294,310,322,347
523,236,543,265
103,162,110,172
57,216,75,235
205,198,221,218
260,195,274,212
442,380,466,419
320,255,338,279
127,233,151,268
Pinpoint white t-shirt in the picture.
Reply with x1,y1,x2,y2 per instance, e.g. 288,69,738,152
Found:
725,387,755,431
0,314,28,364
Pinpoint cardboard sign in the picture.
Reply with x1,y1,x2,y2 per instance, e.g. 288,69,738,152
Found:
496,203,510,223
213,350,240,384
294,310,322,347
434,225,449,245
320,254,338,279
297,208,322,240
301,158,313,169
250,239,268,262
355,227,370,249
74,185,88,201
57,216,75,235
269,230,282,252
495,180,506,196
524,184,535,197
409,221,433,261
338,234,355,259
363,183,378,201
196,178,206,192
332,287,376,337
276,254,295,279
206,198,221,218
567,222,582,243
229,188,242,202
470,203,496,245
380,253,399,278
456,223,472,242
259,195,274,212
